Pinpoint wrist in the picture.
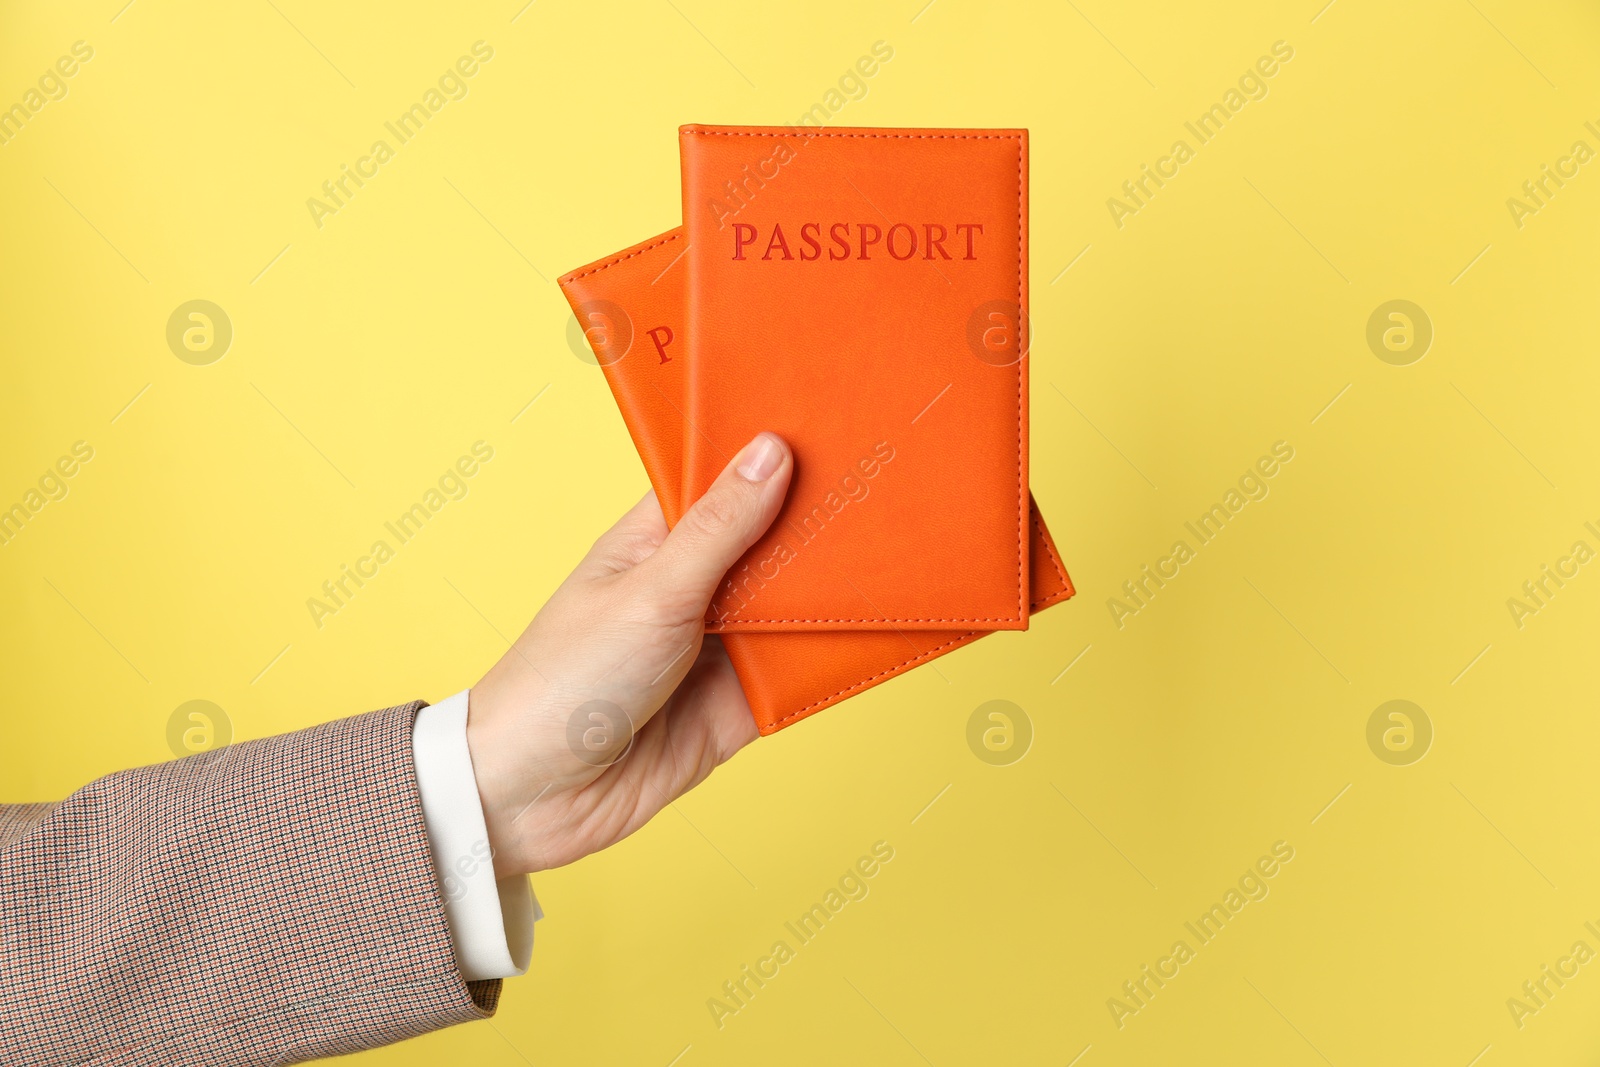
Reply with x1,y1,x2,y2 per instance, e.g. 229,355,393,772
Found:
465,687,527,878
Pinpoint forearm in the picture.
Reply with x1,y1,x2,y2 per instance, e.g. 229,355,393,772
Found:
0,701,500,1066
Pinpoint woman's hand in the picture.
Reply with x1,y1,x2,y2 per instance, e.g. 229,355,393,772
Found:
465,432,792,876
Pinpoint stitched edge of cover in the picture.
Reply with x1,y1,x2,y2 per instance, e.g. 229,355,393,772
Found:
1033,504,1072,596
560,231,683,283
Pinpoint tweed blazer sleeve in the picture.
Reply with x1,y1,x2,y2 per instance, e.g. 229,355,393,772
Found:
0,700,502,1066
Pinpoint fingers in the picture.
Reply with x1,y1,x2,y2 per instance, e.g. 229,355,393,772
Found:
694,637,762,759
607,639,759,803
579,489,670,576
640,433,791,605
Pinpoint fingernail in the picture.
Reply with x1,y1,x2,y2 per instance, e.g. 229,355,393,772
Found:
735,432,783,482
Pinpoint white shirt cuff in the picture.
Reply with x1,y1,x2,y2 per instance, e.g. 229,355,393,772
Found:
412,690,540,981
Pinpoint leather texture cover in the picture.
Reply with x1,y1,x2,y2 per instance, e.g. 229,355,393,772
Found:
559,227,1072,734
680,124,1030,632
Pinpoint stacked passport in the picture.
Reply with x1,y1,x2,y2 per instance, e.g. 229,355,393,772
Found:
559,124,1074,735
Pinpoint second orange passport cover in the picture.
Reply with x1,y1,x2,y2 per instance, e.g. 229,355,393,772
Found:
680,125,1031,633
559,228,1072,734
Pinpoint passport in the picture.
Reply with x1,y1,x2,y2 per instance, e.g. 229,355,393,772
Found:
679,125,1032,632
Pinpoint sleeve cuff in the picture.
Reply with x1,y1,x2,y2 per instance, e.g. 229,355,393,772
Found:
412,690,540,981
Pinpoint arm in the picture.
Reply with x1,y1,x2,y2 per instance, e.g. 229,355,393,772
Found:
0,431,791,1065
0,702,497,1066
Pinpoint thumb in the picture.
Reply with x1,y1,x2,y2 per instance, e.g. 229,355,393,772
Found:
642,432,792,606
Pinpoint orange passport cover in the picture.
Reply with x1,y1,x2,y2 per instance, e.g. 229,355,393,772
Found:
680,125,1030,633
559,227,1072,734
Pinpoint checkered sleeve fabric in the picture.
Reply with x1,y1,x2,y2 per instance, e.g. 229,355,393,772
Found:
0,700,503,1066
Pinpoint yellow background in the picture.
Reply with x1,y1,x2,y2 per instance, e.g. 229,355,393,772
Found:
4,0,1599,1062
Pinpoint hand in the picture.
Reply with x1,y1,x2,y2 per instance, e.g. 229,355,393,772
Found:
466,432,792,877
